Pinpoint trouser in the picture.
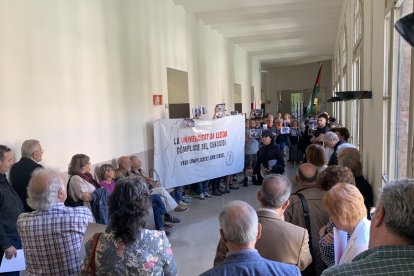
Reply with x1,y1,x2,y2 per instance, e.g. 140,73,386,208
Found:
150,194,167,230
196,180,208,194
172,186,183,203
151,187,178,212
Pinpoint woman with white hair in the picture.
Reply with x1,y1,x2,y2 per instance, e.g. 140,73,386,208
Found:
322,183,370,264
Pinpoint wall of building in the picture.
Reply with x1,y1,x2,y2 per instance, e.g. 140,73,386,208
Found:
263,60,333,116
333,0,388,197
0,0,258,171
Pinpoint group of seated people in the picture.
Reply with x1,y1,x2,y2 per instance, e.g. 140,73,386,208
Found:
1,110,414,276
64,153,189,233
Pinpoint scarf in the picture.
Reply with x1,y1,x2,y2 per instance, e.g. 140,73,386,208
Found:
76,172,100,188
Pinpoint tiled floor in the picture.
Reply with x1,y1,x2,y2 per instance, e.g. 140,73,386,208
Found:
168,163,299,276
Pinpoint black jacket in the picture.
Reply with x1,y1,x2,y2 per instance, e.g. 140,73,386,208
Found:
9,157,43,212
255,143,285,175
0,174,24,250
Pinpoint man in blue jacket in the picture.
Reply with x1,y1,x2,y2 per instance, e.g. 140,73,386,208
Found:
200,200,300,276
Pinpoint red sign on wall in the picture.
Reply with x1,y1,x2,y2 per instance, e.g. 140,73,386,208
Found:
153,95,163,105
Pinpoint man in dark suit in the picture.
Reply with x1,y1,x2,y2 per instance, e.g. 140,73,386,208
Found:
9,140,43,212
202,200,300,276
0,145,24,276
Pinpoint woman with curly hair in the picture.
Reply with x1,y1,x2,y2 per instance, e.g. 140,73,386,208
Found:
82,176,177,275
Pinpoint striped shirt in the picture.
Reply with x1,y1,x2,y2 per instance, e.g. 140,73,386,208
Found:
17,203,93,276
321,245,414,275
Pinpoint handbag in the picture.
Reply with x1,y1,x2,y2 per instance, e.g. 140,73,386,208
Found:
85,232,103,276
148,169,161,189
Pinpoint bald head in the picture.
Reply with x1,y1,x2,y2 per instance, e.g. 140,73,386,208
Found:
118,156,132,171
27,168,66,211
296,163,318,185
130,156,142,169
219,201,258,245
260,174,292,209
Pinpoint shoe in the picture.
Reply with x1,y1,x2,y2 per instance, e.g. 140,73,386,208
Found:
229,184,239,190
212,191,222,196
182,195,193,202
225,189,230,193
165,215,181,223
181,198,191,204
204,192,212,198
179,200,189,207
174,205,189,212
199,193,205,200
164,222,175,229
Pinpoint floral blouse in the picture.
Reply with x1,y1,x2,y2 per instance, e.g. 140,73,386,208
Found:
82,229,177,275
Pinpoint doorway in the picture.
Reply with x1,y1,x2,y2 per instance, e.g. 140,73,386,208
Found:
167,68,190,118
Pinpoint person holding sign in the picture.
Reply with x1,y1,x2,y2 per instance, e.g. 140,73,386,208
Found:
243,118,260,187
253,131,285,185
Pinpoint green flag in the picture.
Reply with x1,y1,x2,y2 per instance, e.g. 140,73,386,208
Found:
305,64,322,116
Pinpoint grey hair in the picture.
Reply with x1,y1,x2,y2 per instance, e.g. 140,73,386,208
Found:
27,168,65,211
377,179,414,244
261,174,292,208
21,140,41,158
324,131,339,142
219,200,258,244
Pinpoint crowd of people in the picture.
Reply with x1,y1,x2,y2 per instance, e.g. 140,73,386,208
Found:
1,110,414,275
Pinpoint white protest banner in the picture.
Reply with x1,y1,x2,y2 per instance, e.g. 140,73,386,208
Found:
154,115,245,188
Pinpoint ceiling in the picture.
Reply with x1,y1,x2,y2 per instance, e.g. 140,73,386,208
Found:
173,0,343,69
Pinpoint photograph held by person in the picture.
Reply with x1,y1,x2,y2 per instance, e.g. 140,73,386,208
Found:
0,145,24,276
214,175,312,271
9,139,43,212
322,179,414,275
81,176,177,275
17,168,93,275
201,200,300,276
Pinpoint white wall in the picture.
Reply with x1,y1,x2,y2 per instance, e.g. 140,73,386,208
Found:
0,0,258,171
263,60,333,115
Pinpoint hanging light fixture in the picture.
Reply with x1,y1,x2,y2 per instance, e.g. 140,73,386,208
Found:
395,12,414,47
